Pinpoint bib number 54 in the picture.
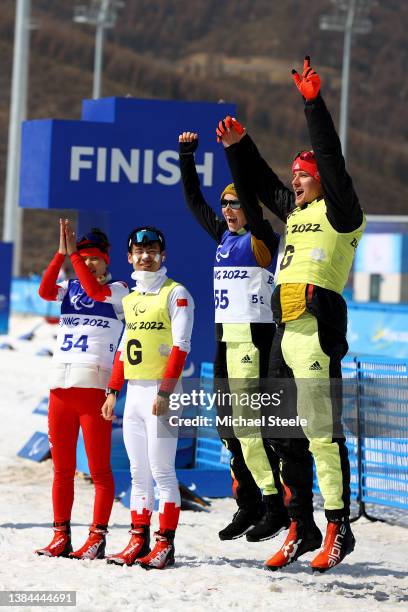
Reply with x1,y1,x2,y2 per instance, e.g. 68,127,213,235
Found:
60,334,89,352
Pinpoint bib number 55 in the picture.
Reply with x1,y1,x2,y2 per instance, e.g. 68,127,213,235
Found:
214,289,229,309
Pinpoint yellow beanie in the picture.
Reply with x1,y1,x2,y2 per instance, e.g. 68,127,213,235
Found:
220,183,237,200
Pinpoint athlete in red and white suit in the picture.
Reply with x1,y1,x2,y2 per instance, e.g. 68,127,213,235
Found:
36,220,128,560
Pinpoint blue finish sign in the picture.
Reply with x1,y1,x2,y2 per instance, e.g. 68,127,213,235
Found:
20,97,234,211
19,97,236,369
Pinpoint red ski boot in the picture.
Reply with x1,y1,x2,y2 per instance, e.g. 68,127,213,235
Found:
265,518,322,571
35,521,72,558
311,517,355,573
137,530,175,570
106,525,150,566
69,524,107,560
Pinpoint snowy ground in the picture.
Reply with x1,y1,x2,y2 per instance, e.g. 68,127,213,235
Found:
0,314,408,612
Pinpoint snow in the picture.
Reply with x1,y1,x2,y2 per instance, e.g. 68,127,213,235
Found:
0,314,407,612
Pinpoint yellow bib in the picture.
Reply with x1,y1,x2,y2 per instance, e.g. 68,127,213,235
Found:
277,198,365,321
122,279,179,380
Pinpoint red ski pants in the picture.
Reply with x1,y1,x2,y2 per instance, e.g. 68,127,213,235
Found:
48,387,114,525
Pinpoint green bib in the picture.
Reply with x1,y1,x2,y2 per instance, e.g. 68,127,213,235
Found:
278,198,366,294
122,279,179,380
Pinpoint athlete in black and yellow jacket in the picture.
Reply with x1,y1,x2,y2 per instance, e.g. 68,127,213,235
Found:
217,57,365,573
179,132,289,543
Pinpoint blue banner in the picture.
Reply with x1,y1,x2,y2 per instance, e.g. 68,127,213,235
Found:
348,302,408,358
0,243,12,334
11,277,60,316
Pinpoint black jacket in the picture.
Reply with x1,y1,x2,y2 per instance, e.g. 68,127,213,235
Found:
224,94,364,335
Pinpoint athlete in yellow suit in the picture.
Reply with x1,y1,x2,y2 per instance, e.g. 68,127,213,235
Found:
217,57,365,573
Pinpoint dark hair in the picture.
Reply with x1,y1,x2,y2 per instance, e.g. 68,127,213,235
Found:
127,226,166,253
77,228,110,254
77,227,110,253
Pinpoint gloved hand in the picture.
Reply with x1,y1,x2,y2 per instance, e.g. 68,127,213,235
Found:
216,116,245,144
291,56,321,100
216,116,232,143
231,118,245,135
178,132,198,155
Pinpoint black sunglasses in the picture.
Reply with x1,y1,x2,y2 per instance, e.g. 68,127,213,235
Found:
221,199,241,209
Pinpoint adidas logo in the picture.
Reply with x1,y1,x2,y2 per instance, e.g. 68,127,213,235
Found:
309,361,322,371
241,354,252,364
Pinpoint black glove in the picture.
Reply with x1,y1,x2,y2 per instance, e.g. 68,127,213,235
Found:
179,138,198,156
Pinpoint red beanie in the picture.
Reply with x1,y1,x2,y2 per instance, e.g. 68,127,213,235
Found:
291,150,320,182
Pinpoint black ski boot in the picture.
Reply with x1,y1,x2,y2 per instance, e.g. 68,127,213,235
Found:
246,494,290,542
219,506,263,541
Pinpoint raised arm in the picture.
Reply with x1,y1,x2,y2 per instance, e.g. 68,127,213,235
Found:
178,132,226,242
220,142,280,265
38,219,68,301
292,56,363,232
218,118,295,222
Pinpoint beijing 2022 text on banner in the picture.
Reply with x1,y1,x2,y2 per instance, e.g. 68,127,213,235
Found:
19,97,236,372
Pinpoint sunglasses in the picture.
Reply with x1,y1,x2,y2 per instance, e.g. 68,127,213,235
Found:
221,199,241,209
128,229,163,248
292,150,316,163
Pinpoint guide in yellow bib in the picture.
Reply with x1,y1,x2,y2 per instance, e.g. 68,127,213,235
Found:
219,56,365,573
101,226,195,570
123,278,179,380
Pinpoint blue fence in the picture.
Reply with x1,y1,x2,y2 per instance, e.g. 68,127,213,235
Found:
198,356,408,516
356,356,408,512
